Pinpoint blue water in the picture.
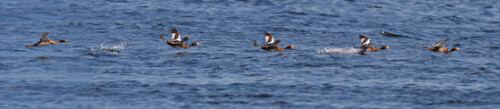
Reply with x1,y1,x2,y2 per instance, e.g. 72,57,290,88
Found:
1,0,499,108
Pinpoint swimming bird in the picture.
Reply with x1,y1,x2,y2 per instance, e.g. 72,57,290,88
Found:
423,38,460,53
25,32,70,48
253,33,294,51
359,35,390,53
160,28,200,48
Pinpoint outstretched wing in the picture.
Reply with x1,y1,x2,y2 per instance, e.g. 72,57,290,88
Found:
359,35,370,45
270,40,281,47
432,38,449,48
265,33,274,44
172,28,181,41
360,43,374,50
39,32,51,42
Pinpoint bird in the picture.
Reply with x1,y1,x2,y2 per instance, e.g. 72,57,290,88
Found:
253,33,294,51
160,28,200,48
358,35,390,53
423,38,460,53
25,32,70,48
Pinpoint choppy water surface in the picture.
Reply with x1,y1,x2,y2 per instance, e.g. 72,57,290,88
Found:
1,0,499,108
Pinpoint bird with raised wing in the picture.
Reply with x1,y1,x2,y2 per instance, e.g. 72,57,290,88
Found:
25,32,70,48
160,28,200,49
423,38,460,53
254,33,294,51
358,35,390,53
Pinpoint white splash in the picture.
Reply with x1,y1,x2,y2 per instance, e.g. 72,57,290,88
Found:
317,47,362,54
89,47,96,52
100,41,126,50
88,41,127,54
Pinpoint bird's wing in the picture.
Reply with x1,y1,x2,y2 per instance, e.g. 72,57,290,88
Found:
39,32,51,42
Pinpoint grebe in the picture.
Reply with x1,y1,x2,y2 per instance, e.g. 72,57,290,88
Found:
25,32,70,48
423,38,460,53
253,33,294,51
160,28,200,48
358,35,390,53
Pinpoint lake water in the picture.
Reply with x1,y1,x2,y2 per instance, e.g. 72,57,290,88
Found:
1,0,499,108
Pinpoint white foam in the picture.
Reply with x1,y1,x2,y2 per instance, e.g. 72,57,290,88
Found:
100,41,126,50
317,47,362,54
88,47,96,53
86,41,127,54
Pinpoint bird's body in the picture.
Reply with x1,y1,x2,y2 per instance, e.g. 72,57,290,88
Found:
254,33,294,51
161,29,200,49
358,35,390,53
423,38,460,53
25,32,70,48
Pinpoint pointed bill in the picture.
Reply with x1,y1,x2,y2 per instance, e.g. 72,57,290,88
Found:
39,32,51,42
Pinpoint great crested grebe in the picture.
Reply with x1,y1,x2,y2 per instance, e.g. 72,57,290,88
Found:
358,35,390,53
160,28,200,48
25,32,70,48
423,38,460,53
253,33,294,51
